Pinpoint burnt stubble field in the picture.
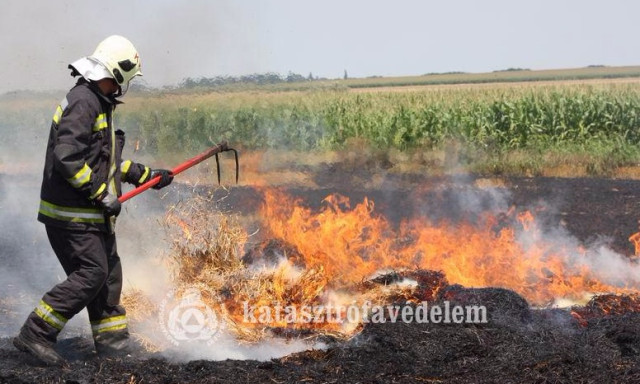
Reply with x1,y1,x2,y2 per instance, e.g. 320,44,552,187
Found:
1,167,639,383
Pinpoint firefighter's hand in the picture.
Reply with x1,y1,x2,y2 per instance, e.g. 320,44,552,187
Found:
97,192,121,217
150,169,173,190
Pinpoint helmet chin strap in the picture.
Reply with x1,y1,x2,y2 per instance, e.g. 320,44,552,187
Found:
118,81,130,97
109,78,128,98
112,85,123,98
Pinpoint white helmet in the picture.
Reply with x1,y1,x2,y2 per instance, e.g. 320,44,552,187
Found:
89,35,142,95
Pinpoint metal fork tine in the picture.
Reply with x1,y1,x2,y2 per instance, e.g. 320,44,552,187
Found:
233,149,239,184
215,153,221,185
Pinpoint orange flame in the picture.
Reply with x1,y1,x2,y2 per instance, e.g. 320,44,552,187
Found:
172,218,192,240
628,232,640,259
259,189,639,306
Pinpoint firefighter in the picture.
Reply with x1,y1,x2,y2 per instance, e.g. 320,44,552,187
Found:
13,35,173,366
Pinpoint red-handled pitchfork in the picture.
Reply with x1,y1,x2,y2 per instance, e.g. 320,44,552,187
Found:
118,141,239,203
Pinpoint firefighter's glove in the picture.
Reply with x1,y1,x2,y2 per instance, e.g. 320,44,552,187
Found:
97,192,121,217
150,169,174,190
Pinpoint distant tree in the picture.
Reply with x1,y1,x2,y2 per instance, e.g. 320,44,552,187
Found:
422,71,466,76
286,71,306,83
493,68,530,73
344,70,348,80
308,72,314,81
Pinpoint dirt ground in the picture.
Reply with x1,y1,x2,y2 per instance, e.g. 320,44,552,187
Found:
1,166,639,383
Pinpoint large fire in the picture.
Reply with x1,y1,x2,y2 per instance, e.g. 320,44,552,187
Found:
260,189,639,305
129,187,640,344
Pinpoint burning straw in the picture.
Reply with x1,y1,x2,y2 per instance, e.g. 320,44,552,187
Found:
164,195,247,290
123,193,442,345
122,194,249,349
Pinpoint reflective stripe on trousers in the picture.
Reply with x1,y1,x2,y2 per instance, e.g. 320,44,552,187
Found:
91,315,127,335
34,299,68,330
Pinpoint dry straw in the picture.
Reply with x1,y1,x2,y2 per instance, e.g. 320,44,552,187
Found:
123,194,432,347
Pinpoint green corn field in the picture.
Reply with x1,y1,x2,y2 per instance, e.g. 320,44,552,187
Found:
114,82,640,151
3,79,640,176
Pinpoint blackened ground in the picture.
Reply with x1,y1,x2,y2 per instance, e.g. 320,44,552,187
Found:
1,170,640,383
1,293,639,383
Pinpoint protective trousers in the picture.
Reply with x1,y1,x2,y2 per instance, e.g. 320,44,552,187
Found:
19,225,128,349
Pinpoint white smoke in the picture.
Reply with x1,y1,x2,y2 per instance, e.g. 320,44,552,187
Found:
450,176,640,304
514,216,640,292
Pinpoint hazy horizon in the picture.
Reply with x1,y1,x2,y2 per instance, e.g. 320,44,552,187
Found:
2,0,639,94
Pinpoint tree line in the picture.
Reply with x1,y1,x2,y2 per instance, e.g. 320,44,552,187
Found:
179,72,324,88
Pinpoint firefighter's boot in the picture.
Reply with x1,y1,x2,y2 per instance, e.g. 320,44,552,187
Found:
94,329,131,357
13,333,65,366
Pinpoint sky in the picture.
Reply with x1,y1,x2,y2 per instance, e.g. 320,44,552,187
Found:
1,0,639,93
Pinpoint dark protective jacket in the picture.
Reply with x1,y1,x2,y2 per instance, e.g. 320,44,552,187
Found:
38,78,151,232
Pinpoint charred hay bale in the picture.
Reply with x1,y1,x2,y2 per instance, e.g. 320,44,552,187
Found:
361,269,448,302
437,284,531,324
576,293,640,318
407,269,449,301
570,294,640,330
